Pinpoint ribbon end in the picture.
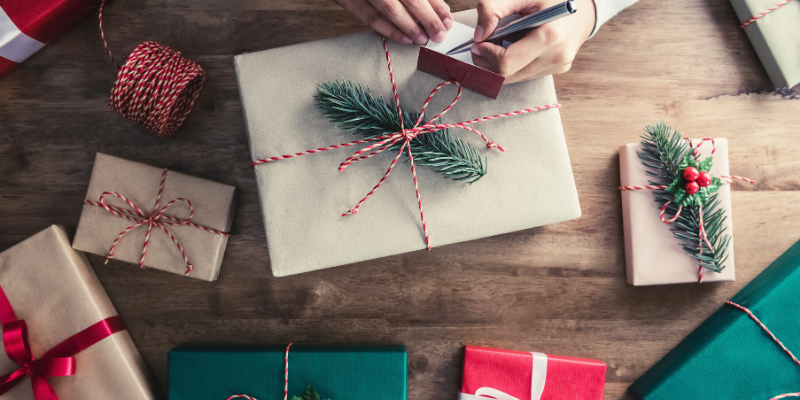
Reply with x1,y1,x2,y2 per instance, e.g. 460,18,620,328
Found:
104,255,113,264
342,208,359,217
184,265,194,275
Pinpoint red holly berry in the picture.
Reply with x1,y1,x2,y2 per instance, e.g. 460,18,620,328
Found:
696,171,712,188
683,167,699,182
685,181,700,195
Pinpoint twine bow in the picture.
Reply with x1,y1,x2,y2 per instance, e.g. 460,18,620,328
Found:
84,167,230,275
619,138,754,282
251,36,560,250
726,301,800,399
226,343,294,400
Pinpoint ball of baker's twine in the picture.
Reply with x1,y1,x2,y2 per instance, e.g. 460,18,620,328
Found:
99,1,205,138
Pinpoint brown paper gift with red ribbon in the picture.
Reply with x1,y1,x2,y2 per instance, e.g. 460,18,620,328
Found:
0,225,156,400
72,153,237,281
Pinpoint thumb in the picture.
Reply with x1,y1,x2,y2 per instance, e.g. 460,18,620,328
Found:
474,0,535,42
471,41,508,75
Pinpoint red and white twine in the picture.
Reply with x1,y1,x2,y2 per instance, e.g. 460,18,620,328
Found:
740,0,795,27
726,301,800,399
251,36,560,250
619,138,754,283
99,0,205,138
227,343,294,400
84,167,230,275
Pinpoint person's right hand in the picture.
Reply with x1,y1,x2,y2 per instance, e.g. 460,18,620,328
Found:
332,0,454,45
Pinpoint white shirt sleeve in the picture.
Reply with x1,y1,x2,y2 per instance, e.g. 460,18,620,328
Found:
589,0,639,37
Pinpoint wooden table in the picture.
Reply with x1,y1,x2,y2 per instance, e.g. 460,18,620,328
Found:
1,0,798,398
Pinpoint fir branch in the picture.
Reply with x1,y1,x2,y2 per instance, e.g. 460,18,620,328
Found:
638,122,731,273
289,386,329,400
316,80,487,183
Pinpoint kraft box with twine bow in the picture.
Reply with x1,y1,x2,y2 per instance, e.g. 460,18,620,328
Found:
234,9,580,277
0,225,156,400
629,237,800,399
168,344,407,400
459,345,606,400
72,153,237,281
730,0,800,89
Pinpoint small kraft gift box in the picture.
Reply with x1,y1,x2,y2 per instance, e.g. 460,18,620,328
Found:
72,153,237,281
0,0,100,78
459,346,606,400
169,344,407,400
235,9,581,277
730,0,800,89
0,225,155,400
629,237,800,399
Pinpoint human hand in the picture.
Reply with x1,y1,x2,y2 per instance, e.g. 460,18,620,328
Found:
470,0,596,83
332,0,454,45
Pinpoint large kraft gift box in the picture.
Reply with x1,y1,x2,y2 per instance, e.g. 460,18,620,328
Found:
0,225,155,400
234,9,580,277
169,345,407,400
629,237,800,399
0,0,100,78
73,153,237,281
619,139,735,285
730,0,800,89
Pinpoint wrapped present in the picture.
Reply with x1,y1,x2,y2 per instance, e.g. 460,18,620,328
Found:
0,0,100,78
234,9,580,277
169,344,407,400
629,237,800,399
730,0,800,89
459,345,606,400
72,153,237,281
619,124,754,285
417,21,505,99
0,225,155,400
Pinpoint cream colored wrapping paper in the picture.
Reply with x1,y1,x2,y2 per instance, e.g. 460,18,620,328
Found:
73,153,237,281
730,0,800,88
234,10,581,277
0,225,156,400
620,139,735,286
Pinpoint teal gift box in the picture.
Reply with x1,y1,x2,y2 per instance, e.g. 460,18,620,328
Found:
629,239,800,399
169,345,407,400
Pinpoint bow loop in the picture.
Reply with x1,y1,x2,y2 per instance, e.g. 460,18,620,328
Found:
3,320,33,368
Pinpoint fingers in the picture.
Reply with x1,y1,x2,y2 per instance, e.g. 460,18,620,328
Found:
429,0,454,30
368,0,430,43
399,0,448,42
470,27,548,76
336,0,413,44
474,0,541,41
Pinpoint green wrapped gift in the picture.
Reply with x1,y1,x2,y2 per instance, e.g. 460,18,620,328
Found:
169,345,407,400
730,0,800,88
629,238,800,399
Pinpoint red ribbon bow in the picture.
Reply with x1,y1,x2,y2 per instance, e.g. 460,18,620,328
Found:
84,167,231,275
0,284,125,400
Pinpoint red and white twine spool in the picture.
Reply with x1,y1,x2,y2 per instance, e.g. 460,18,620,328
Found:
99,0,205,138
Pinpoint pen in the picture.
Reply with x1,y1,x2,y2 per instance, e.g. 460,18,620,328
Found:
446,0,577,55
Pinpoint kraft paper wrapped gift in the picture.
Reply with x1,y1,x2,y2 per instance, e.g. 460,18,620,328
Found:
169,345,407,400
234,9,580,277
0,225,155,400
629,237,800,399
459,345,606,400
619,139,735,286
730,0,800,89
73,153,237,281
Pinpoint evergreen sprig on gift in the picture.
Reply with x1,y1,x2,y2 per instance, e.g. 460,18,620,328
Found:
290,386,329,400
316,80,487,183
638,121,731,272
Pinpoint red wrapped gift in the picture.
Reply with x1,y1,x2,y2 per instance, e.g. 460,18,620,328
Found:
0,0,100,78
459,346,606,400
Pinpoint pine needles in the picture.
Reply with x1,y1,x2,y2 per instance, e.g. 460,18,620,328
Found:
638,122,731,273
290,386,328,400
315,80,487,183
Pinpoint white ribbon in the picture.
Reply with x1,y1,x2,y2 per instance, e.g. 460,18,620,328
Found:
458,352,548,400
0,5,46,63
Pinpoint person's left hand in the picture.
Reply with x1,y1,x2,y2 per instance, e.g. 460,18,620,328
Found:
470,0,597,84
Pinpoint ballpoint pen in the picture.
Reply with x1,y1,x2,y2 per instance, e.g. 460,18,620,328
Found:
446,0,577,55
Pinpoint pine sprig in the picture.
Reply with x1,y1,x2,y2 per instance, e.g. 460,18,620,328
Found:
638,122,731,273
316,80,487,183
290,386,329,400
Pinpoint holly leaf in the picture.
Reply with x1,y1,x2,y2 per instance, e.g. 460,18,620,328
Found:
665,177,683,194
698,156,713,172
694,187,712,207
673,188,691,207
679,154,699,171
707,176,724,193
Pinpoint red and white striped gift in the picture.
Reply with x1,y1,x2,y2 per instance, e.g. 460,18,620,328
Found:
0,0,99,78
460,346,606,400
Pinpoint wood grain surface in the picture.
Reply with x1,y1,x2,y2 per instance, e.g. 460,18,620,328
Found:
1,0,799,398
